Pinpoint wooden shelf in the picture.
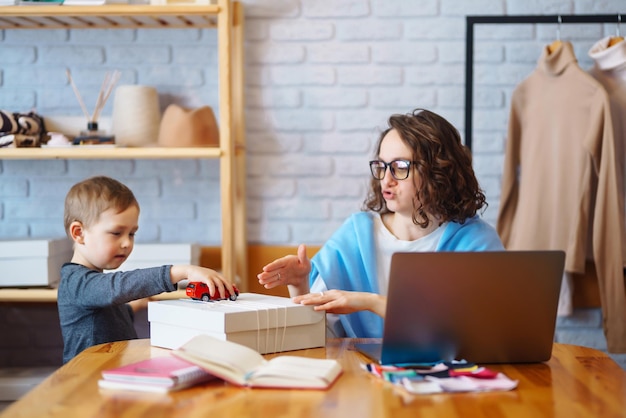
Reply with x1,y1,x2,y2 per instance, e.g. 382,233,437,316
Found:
0,0,248,289
0,5,221,30
0,146,221,160
0,287,186,302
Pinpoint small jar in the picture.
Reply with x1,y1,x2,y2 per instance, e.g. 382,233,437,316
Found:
80,121,105,137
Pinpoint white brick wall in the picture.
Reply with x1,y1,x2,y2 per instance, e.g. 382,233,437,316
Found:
3,0,626,370
0,0,624,245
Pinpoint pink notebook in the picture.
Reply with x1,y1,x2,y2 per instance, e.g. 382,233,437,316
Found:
99,355,215,393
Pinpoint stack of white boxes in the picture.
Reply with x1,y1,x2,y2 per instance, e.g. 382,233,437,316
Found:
0,238,73,287
148,293,326,354
107,243,201,272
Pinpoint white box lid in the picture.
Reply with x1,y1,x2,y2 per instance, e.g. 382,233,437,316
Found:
148,293,325,333
0,238,73,258
125,243,200,261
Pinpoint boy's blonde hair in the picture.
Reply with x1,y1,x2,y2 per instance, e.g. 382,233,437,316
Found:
63,176,139,236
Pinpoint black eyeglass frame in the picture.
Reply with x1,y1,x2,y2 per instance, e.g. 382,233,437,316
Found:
369,159,416,181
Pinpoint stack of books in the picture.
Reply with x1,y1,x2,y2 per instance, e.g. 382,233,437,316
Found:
16,0,64,5
62,0,129,4
99,336,343,392
98,356,216,393
62,0,104,5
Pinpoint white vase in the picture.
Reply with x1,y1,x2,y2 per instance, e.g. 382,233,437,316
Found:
112,85,160,147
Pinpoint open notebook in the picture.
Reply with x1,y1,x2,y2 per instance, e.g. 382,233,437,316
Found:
356,250,565,365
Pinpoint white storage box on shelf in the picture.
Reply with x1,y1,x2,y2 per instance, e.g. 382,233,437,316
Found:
0,238,73,287
148,293,326,354
108,243,200,272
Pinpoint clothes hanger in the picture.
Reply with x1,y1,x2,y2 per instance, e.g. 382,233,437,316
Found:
607,14,623,47
548,15,563,54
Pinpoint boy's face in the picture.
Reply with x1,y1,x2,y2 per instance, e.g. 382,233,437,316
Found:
71,205,139,272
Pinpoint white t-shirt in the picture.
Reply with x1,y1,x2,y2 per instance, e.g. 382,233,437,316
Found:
310,212,446,336
373,212,446,295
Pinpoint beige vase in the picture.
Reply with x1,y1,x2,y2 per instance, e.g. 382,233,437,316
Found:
112,85,160,147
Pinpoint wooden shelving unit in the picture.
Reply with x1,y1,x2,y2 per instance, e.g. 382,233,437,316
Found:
0,0,247,299
0,287,187,302
0,146,221,159
0,4,222,29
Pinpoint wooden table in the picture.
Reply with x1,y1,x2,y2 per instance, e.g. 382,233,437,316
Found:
2,339,625,418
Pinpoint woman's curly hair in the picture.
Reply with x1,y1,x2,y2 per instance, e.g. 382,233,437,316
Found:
363,108,487,228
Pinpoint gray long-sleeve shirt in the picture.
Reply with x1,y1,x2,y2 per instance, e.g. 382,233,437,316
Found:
58,263,176,363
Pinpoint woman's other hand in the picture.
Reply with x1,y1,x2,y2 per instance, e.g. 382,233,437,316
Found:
257,244,311,295
293,290,387,317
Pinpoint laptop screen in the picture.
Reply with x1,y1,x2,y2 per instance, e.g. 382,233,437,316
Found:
358,250,565,365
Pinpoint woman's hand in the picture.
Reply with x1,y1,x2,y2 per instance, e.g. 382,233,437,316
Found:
257,244,311,295
293,290,387,317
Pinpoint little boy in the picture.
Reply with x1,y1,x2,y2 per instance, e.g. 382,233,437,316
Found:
58,175,235,363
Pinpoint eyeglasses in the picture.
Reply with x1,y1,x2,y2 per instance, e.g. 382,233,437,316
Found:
369,159,414,180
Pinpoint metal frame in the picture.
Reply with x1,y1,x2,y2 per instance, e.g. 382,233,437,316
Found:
464,14,623,151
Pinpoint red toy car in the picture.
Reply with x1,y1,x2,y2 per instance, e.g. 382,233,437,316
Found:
186,282,239,302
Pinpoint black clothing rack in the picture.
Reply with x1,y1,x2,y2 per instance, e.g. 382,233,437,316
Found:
464,14,623,151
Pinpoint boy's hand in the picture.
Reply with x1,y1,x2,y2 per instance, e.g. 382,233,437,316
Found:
170,265,236,299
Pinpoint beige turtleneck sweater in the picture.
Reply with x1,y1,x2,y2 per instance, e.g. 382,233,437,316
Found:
589,36,626,259
497,41,626,353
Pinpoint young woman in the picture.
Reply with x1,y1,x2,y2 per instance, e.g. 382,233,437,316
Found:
257,109,504,338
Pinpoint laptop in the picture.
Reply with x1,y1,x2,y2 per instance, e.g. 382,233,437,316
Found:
356,250,565,365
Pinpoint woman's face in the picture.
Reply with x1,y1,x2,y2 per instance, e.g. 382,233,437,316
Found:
376,129,418,217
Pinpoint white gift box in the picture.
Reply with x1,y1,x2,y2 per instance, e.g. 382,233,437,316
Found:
0,238,73,287
108,243,200,272
148,293,326,354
